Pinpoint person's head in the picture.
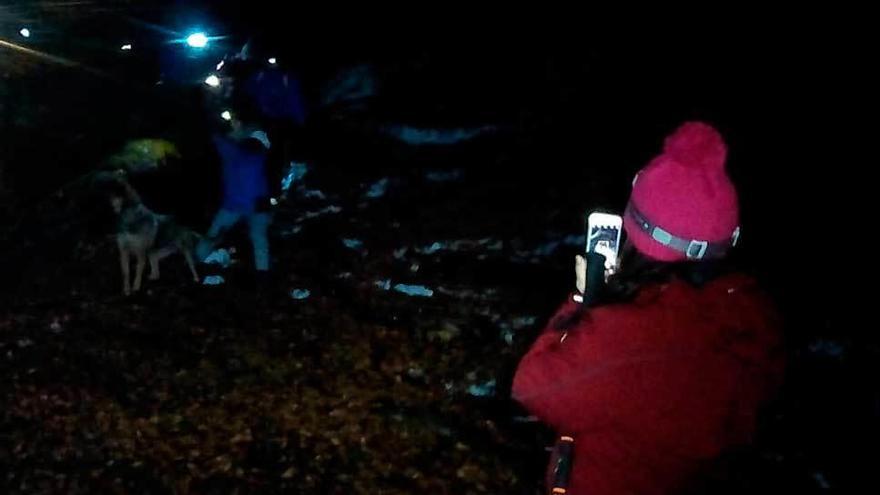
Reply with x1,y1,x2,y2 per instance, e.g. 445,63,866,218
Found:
601,122,740,300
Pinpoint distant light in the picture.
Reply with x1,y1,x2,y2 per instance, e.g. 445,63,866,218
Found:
121,44,132,51
186,32,209,48
204,74,221,87
19,28,31,38
268,57,277,65
221,110,232,121
216,60,225,71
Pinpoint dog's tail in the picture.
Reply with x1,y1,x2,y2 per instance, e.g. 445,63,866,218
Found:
171,225,203,251
183,230,203,249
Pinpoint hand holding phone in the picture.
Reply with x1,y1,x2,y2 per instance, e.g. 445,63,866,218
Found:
586,212,623,277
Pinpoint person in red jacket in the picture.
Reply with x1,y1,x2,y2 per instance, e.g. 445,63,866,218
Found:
512,122,784,495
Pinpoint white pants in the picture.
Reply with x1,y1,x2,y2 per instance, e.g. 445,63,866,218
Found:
197,209,272,271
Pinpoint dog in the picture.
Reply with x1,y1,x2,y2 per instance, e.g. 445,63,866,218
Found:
106,175,200,295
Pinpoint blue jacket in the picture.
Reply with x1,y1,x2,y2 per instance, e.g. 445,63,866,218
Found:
213,135,269,213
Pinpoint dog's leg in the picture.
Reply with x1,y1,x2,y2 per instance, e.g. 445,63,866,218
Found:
182,248,200,283
149,251,161,281
149,246,176,281
118,240,131,296
133,247,147,293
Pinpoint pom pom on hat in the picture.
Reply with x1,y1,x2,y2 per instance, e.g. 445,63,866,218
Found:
663,121,727,171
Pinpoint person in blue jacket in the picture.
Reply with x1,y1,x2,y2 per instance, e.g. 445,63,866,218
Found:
196,116,274,274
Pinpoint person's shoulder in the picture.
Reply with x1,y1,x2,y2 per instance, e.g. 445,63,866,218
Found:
705,272,769,300
698,272,782,332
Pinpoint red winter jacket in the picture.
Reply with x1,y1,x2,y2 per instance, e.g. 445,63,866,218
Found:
512,273,784,495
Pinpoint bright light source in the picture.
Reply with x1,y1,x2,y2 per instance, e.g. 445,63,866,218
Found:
19,28,31,38
221,110,232,121
121,44,133,51
216,60,225,71
186,32,209,48
268,57,277,65
204,74,221,87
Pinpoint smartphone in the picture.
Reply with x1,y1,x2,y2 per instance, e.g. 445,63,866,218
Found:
586,212,623,272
